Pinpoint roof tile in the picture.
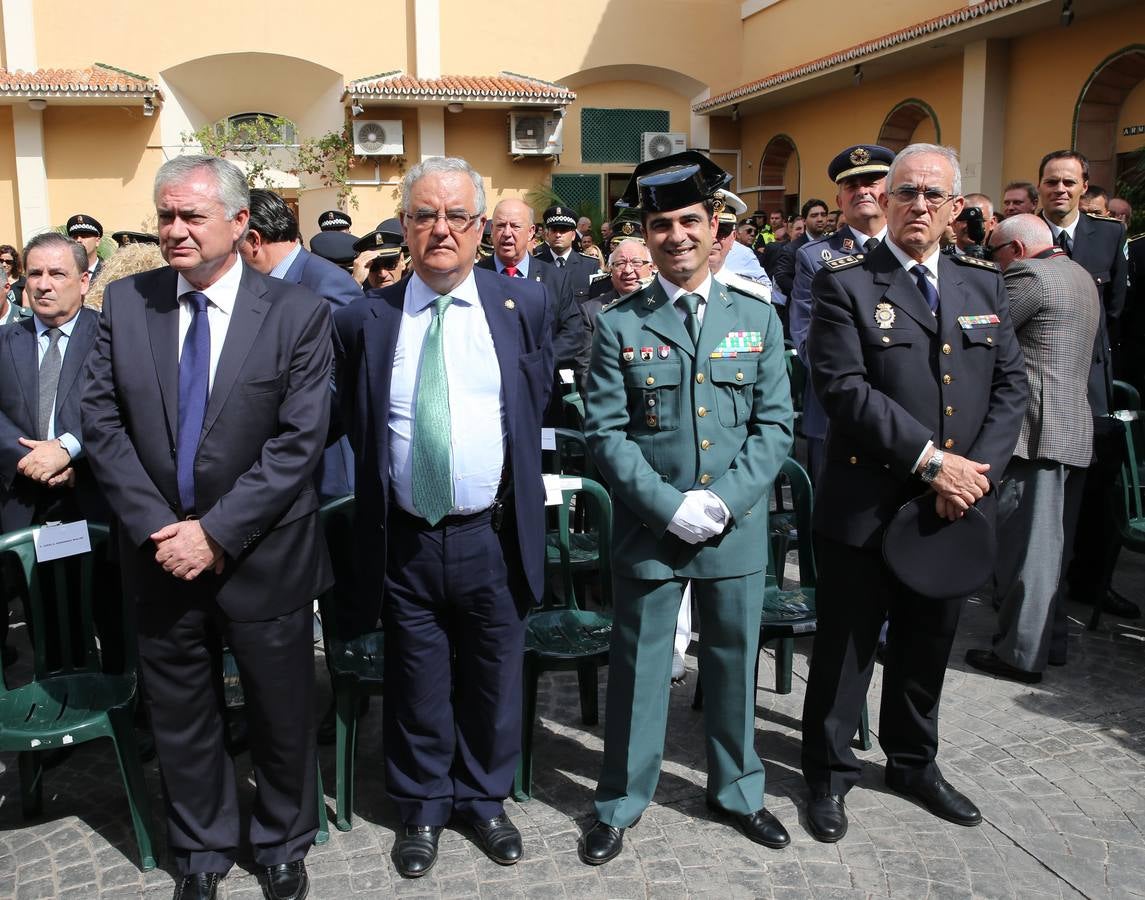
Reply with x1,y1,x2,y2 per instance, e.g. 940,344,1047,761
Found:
347,71,575,103
0,63,158,96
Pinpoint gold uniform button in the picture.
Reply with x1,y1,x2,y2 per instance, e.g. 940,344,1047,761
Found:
942,343,952,355
945,406,954,416
697,406,707,417
646,376,655,386
646,415,657,427
986,336,993,344
942,374,952,384
699,473,712,485
849,456,858,465
944,438,955,449
700,439,711,450
696,373,705,384
882,336,891,344
735,372,744,382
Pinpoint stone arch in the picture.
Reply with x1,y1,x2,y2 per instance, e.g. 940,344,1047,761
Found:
1073,45,1145,190
877,99,941,153
758,134,798,216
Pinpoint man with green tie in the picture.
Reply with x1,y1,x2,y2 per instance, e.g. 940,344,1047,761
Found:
578,152,794,865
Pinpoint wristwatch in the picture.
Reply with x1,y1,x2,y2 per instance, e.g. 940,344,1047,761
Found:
919,448,945,484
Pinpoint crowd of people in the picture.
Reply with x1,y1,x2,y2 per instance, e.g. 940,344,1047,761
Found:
0,137,1140,900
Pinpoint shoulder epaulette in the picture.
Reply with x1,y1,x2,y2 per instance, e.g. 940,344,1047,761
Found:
588,271,610,284
1085,212,1122,223
1128,232,1145,243
717,270,772,304
577,251,598,260
824,254,864,271
950,254,999,272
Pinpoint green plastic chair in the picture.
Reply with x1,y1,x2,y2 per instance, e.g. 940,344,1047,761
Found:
1113,379,1141,414
0,523,157,870
313,495,385,832
515,477,613,802
1105,412,1145,633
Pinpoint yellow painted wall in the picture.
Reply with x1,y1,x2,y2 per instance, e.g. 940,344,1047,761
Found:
42,106,162,234
737,55,963,208
1003,10,1145,184
0,108,19,242
1116,79,1145,155
445,108,553,208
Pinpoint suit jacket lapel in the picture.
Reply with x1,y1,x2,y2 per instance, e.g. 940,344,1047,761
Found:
13,319,38,430
640,281,695,358
201,268,271,435
696,280,735,360
54,308,97,414
146,268,181,440
363,286,403,466
476,269,520,424
936,255,968,343
871,246,938,334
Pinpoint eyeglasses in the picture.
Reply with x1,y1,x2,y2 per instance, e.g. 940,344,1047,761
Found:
0,259,13,266
984,241,1015,261
889,186,957,208
610,259,652,271
404,210,482,233
369,256,400,271
739,227,756,235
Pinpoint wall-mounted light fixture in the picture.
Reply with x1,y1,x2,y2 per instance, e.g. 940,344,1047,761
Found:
143,97,155,117
28,99,46,111
351,101,365,116
447,103,464,114
853,65,864,87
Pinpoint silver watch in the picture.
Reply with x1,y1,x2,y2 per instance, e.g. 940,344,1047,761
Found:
919,448,945,484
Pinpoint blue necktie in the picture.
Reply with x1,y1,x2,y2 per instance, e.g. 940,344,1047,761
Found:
177,292,210,514
912,265,939,316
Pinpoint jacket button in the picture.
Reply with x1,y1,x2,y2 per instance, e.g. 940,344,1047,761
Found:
849,456,858,464
646,415,657,427
646,376,655,386
882,335,891,344
735,372,744,382
945,406,954,416
944,438,954,449
701,439,711,450
942,343,952,355
697,406,707,417
986,336,993,344
942,374,952,384
699,473,712,485
696,373,705,384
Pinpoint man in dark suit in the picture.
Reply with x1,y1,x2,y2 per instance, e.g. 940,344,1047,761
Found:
771,198,830,298
67,214,104,285
332,157,553,879
477,197,589,423
801,143,1026,843
82,155,333,900
965,215,1099,683
239,188,360,500
789,145,893,482
534,204,599,302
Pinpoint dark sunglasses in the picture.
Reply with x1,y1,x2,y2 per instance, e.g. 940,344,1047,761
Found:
370,256,400,272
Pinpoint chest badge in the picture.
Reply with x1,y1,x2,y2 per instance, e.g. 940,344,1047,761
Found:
658,345,671,359
842,238,855,252
622,347,635,362
640,346,654,361
504,299,515,310
821,248,833,261
874,302,896,329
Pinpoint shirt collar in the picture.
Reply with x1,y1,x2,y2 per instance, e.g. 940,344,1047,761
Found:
268,241,303,279
1042,211,1080,241
34,312,80,338
848,224,888,246
495,253,530,276
176,255,243,315
657,272,714,305
553,247,572,262
885,237,941,283
406,268,481,314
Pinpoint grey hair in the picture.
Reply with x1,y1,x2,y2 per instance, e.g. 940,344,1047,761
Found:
154,155,250,221
992,213,1052,250
400,157,486,216
887,143,963,197
608,237,650,265
23,231,88,275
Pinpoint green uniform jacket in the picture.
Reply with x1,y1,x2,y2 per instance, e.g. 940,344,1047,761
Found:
585,277,793,580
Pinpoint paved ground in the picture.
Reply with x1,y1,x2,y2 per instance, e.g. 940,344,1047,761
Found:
2,551,1144,899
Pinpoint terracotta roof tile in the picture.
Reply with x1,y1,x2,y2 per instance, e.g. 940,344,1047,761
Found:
347,71,575,103
696,0,1024,113
0,63,158,97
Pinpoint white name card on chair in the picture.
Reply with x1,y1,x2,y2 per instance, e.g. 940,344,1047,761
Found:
33,520,91,562
542,474,583,506
541,428,556,451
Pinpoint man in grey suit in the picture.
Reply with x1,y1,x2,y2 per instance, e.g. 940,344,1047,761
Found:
965,215,1099,683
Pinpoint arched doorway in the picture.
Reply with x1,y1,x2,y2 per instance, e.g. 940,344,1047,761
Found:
877,99,941,153
1073,45,1145,190
758,134,798,217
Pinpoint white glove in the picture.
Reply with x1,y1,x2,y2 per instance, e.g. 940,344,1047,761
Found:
667,490,731,544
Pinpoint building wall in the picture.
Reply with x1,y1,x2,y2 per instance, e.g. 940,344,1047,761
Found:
0,106,17,242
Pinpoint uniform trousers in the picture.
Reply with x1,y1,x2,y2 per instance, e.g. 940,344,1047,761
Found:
136,593,317,875
382,506,527,826
801,533,963,796
595,571,766,827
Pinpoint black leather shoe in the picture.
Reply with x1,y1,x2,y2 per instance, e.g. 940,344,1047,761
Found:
262,861,308,900
706,799,790,849
964,649,1042,684
395,824,442,878
806,793,847,843
578,819,627,865
472,813,522,865
173,873,219,900
1074,588,1141,618
886,772,981,826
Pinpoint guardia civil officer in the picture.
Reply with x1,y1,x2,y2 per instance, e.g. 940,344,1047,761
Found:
578,152,793,865
800,143,1026,842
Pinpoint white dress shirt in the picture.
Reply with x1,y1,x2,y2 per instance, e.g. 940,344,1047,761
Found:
658,272,714,326
1043,212,1079,246
34,313,81,458
848,224,888,247
176,255,242,391
388,270,506,517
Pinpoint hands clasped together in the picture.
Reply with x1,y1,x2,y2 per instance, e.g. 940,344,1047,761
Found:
668,489,731,544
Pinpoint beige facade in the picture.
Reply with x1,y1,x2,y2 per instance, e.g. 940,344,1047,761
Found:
0,0,1141,247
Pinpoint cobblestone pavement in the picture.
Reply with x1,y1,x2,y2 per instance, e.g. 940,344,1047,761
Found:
2,552,1144,899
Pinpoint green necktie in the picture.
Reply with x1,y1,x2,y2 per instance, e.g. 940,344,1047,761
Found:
679,292,702,346
411,295,454,525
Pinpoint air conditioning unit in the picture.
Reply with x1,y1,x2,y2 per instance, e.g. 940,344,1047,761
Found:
352,120,404,156
509,111,564,156
642,132,687,161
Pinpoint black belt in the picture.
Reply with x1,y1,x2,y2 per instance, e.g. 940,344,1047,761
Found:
391,469,514,533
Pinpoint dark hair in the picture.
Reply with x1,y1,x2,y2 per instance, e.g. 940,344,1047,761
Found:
1083,185,1108,202
23,232,87,275
1004,181,1038,204
800,198,828,219
0,243,21,276
247,189,299,244
1038,150,1089,183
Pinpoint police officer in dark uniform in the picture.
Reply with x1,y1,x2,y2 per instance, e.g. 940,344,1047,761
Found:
66,214,103,285
349,219,406,289
534,204,599,303
317,209,354,234
801,143,1027,843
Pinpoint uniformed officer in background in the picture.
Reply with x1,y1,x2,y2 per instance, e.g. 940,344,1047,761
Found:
578,151,793,865
800,142,1026,843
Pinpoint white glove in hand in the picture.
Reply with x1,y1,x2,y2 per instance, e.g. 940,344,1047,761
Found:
667,490,730,544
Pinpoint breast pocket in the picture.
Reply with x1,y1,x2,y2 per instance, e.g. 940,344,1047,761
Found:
961,327,998,352
710,359,757,427
623,363,682,432
242,372,287,397
859,326,914,382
